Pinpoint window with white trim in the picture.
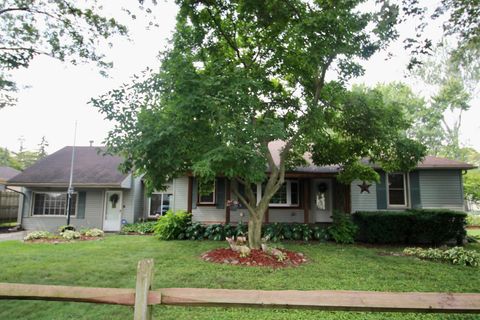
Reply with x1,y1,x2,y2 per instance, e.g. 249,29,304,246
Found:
149,193,173,216
198,180,215,204
387,173,408,207
259,180,299,207
32,192,77,216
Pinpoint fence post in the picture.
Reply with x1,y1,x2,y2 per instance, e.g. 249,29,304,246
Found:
134,259,154,320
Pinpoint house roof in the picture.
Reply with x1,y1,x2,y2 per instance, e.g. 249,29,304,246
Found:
0,166,21,184
268,141,477,172
7,146,130,187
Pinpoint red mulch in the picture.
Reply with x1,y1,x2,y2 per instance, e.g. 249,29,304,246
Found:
201,248,307,268
25,236,103,243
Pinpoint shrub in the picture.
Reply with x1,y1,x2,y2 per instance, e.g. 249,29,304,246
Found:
121,221,157,234
354,209,467,245
24,231,53,241
404,247,480,267
262,223,285,242
204,224,226,241
83,228,104,237
466,214,480,226
328,211,357,244
184,222,205,240
311,225,329,241
60,230,81,240
153,210,191,240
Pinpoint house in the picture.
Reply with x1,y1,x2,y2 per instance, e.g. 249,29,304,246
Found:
0,166,22,223
7,145,476,232
7,147,144,232
0,166,21,186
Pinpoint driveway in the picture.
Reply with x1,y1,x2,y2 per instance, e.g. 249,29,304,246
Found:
0,231,26,242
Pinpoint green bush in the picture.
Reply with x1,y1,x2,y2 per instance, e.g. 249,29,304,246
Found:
121,221,157,234
466,214,480,226
153,210,191,240
24,231,54,241
204,224,226,241
83,228,104,237
327,211,357,244
184,222,205,240
311,225,330,241
60,230,81,240
404,247,480,267
354,209,467,245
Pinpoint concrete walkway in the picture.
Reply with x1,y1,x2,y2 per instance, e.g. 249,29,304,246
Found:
0,231,26,242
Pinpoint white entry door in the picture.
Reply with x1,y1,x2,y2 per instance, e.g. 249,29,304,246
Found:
104,191,123,231
312,179,333,222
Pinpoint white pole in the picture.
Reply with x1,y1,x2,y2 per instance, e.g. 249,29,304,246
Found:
66,121,77,226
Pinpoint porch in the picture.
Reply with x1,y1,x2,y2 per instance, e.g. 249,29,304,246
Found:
186,174,351,224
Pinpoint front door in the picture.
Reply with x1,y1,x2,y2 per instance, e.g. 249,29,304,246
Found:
312,179,332,222
104,191,123,231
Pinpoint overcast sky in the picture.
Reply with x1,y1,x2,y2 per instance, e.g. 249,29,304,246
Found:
0,1,478,154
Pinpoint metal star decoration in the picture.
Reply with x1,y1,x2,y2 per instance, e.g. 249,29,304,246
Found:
358,181,371,193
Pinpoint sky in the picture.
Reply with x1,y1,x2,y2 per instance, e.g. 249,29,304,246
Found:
0,1,478,154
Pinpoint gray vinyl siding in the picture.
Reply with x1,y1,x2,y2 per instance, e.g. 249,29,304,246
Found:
192,206,225,223
350,179,377,212
21,189,104,232
121,189,134,223
173,177,189,211
419,170,464,210
268,209,304,223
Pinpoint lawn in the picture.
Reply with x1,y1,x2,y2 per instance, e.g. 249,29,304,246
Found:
468,228,480,237
0,236,479,320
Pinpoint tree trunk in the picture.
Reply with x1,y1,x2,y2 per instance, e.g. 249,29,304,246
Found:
248,213,263,249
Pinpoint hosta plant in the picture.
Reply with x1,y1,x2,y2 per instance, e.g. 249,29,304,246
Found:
83,228,104,237
60,230,81,240
24,231,54,241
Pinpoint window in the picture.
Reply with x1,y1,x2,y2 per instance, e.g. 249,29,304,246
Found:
149,193,173,216
198,180,215,204
32,192,77,216
264,180,299,207
387,173,408,207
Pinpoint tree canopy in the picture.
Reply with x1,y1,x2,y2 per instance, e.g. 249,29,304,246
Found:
0,0,157,108
94,0,425,248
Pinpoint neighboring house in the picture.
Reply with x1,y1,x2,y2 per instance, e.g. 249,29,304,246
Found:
7,145,477,232
0,166,21,187
7,147,144,232
0,166,22,223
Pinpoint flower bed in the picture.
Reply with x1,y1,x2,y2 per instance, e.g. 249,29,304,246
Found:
26,235,104,244
23,228,105,243
201,248,307,268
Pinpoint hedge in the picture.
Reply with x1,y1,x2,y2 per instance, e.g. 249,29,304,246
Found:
353,209,467,245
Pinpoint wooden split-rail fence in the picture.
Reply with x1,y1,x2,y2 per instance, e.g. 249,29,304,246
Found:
0,259,479,319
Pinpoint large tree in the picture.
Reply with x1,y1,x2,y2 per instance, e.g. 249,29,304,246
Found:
0,0,157,108
94,0,425,248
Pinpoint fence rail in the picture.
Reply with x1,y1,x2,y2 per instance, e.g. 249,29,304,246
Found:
0,191,19,223
0,259,479,319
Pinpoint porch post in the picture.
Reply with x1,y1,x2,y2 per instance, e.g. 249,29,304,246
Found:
303,179,309,223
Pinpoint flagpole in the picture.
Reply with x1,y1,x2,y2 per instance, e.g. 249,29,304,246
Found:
66,121,77,226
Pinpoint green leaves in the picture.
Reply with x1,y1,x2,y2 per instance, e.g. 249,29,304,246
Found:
95,1,423,203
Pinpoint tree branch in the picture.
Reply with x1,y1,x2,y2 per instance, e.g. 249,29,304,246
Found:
204,7,249,68
313,55,335,106
0,7,29,15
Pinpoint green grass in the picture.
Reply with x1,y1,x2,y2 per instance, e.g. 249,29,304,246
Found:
467,228,480,237
0,236,479,320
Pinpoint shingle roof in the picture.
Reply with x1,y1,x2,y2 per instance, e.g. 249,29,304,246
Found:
7,146,129,187
268,141,476,172
0,166,21,183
